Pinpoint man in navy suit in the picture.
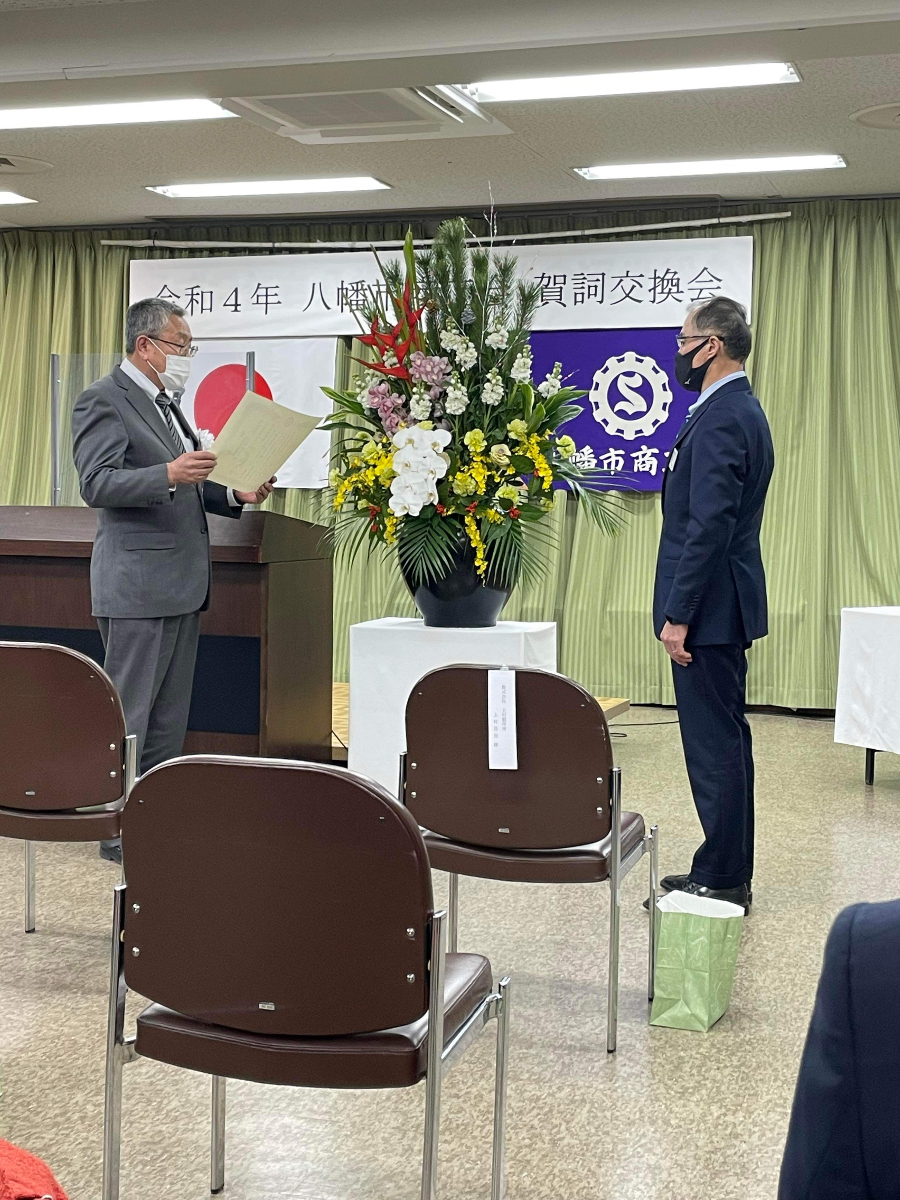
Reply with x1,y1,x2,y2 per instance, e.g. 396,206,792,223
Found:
779,899,900,1197
652,296,774,911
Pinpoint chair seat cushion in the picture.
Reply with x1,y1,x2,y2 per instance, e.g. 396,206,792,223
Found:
423,812,646,883
135,953,493,1090
0,804,122,842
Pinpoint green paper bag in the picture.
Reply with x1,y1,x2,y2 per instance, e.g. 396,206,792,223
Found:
649,892,744,1032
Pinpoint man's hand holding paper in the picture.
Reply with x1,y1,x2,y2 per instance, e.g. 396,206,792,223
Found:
208,391,321,494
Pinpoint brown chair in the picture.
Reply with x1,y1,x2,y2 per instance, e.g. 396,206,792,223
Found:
102,756,511,1200
402,665,659,1054
0,641,136,931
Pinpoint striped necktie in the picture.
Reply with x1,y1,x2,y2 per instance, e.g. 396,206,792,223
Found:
156,391,185,454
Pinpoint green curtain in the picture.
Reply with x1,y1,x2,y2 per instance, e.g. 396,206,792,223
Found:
3,199,899,705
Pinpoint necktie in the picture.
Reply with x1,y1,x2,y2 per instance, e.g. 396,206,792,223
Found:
156,392,185,454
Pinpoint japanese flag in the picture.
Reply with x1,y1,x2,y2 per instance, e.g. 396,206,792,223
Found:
179,338,336,489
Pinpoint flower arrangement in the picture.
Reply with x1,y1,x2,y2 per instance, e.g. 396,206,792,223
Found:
322,218,621,594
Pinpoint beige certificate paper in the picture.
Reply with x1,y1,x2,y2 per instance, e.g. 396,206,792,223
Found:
208,391,321,492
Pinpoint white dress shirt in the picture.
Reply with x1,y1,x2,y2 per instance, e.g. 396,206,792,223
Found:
119,358,240,507
686,369,747,417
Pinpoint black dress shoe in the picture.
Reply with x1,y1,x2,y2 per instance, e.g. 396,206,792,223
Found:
661,873,691,893
99,839,122,866
644,879,752,913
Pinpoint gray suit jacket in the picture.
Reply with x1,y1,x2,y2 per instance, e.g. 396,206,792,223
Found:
71,366,240,619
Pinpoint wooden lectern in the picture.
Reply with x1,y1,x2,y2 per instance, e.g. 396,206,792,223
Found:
0,506,332,761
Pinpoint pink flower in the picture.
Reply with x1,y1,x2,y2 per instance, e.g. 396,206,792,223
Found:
409,351,451,388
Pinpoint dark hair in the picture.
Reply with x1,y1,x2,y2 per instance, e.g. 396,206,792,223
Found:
125,297,185,354
690,295,752,362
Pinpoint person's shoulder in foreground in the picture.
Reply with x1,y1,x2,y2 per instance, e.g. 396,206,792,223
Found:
779,898,900,1199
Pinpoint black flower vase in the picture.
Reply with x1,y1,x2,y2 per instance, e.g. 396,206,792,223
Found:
400,537,512,629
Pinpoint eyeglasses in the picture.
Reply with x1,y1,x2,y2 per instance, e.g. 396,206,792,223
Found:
675,334,710,350
149,336,199,358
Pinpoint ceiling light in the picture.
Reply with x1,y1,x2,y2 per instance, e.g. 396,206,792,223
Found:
0,190,36,204
575,154,846,181
0,99,235,130
147,176,390,198
467,62,800,103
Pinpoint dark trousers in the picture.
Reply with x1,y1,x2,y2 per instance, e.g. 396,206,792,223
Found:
671,643,754,890
98,613,201,775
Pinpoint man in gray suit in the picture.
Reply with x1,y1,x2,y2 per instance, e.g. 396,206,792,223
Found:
72,298,273,861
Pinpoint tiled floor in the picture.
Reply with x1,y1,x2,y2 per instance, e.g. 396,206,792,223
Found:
2,710,898,1199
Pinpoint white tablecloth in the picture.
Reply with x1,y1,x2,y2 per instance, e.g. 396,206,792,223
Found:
834,606,900,753
348,618,557,793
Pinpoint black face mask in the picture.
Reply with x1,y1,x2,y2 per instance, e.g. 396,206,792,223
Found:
674,337,712,392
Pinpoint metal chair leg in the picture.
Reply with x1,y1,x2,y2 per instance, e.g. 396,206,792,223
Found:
490,977,511,1200
866,748,877,787
421,910,447,1200
24,840,35,933
606,767,622,1054
211,1076,226,1194
648,825,659,1002
448,873,459,954
102,885,128,1200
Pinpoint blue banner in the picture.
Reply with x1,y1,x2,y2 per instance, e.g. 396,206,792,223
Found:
531,327,694,492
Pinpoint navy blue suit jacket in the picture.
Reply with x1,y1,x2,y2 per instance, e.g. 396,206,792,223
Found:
653,375,774,645
779,900,900,1199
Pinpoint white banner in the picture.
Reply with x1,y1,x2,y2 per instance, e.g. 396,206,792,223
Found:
180,338,334,489
130,236,753,338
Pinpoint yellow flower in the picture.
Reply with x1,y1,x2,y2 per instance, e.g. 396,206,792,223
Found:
464,428,486,453
524,434,554,491
384,514,399,545
470,458,489,493
452,472,477,496
507,419,528,441
496,484,519,503
361,440,380,463
464,512,488,577
485,508,504,524
490,442,512,466
328,468,342,489
556,435,576,459
333,478,355,510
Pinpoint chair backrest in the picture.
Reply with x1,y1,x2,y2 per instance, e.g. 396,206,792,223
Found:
405,665,615,850
122,757,435,1037
0,641,127,812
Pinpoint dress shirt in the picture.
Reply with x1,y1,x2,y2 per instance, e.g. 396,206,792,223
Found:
119,358,240,507
686,370,747,417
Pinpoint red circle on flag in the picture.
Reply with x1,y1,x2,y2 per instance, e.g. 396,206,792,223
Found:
194,364,273,436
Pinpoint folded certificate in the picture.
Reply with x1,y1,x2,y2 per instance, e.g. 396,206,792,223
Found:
208,391,321,493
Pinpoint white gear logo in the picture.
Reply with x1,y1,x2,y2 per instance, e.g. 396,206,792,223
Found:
589,352,672,441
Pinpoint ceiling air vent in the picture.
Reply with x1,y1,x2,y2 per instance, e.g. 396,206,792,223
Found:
221,86,511,144
0,154,52,174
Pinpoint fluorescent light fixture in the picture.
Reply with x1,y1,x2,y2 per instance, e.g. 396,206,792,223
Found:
147,176,390,198
0,190,36,204
0,99,235,130
575,154,846,181
468,62,800,103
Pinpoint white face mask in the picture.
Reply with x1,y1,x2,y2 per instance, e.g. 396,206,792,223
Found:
149,341,192,393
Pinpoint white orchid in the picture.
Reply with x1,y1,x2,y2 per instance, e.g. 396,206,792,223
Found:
389,426,451,516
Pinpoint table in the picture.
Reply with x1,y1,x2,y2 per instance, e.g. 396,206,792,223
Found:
348,618,557,792
834,606,900,784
